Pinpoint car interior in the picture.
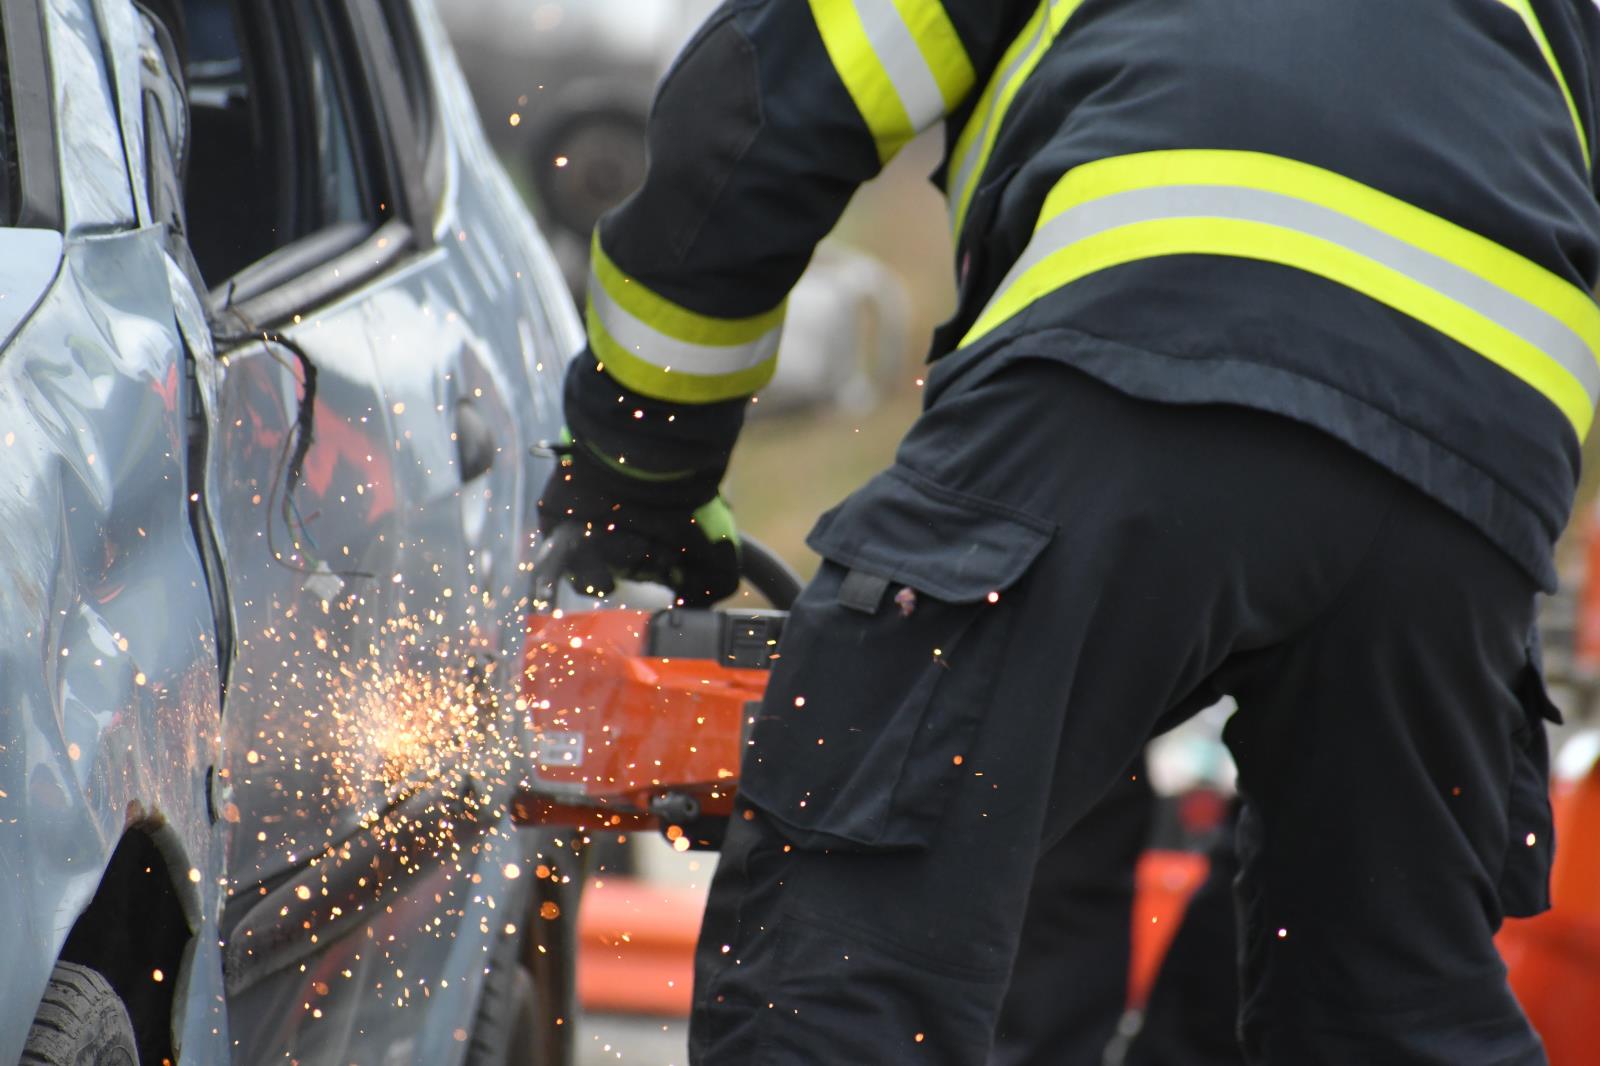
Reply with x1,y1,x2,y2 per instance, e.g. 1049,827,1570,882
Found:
180,0,389,294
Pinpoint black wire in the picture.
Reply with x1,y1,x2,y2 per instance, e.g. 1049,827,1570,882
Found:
211,324,371,582
218,329,317,491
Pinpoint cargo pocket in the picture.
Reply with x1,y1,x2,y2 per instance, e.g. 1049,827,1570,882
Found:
737,465,1053,851
1499,641,1560,918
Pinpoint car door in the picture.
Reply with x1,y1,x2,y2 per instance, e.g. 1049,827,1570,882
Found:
171,0,460,1058
174,1,570,1063
186,0,410,891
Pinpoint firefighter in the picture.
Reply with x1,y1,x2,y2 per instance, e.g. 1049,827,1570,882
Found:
538,1,1586,1061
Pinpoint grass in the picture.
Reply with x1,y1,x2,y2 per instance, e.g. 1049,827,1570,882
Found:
726,386,924,579
721,134,955,577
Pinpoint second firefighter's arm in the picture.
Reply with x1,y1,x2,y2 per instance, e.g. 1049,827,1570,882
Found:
565,0,1033,492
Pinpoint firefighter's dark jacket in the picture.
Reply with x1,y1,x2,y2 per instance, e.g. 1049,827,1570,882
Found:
566,0,1600,590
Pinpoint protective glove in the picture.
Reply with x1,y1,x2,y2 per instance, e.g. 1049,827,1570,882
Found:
537,431,741,607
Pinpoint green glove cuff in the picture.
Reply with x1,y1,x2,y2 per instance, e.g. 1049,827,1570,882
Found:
693,497,741,548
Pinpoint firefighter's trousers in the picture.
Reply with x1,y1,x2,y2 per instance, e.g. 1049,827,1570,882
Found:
689,355,1556,1066
991,760,1156,1066
991,768,1247,1066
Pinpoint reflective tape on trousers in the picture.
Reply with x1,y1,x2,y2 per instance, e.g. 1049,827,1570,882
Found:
964,156,1600,437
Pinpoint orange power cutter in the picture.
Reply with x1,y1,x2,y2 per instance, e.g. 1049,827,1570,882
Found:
511,529,801,848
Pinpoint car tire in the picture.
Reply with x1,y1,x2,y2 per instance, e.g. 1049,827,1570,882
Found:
466,926,540,1066
525,865,580,1066
527,102,649,243
20,962,140,1066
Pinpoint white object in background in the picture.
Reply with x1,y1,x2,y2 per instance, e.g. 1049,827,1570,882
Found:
1145,696,1239,797
761,243,913,417
1557,727,1600,781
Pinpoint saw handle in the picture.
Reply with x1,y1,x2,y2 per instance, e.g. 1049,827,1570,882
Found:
531,523,802,611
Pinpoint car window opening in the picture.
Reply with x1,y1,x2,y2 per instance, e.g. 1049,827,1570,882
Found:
182,0,392,290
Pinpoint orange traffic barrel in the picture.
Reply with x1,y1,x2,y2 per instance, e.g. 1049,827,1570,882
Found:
578,876,704,1016
1128,850,1209,1009
1500,761,1600,1064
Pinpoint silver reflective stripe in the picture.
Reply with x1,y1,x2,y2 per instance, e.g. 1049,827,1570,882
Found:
589,281,783,376
854,0,948,131
992,184,1600,405
947,4,1051,226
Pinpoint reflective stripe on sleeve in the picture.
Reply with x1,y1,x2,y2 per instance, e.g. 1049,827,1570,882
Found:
1495,0,1590,167
809,0,976,162
947,0,1084,236
587,237,785,403
963,150,1600,438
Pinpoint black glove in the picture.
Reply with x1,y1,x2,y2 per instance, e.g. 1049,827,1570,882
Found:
537,432,741,607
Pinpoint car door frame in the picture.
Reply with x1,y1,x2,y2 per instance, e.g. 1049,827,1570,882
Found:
2,0,62,231
206,0,431,333
192,0,516,1041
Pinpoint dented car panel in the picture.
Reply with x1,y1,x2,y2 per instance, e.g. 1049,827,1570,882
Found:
216,7,573,1065
0,0,229,1057
0,225,231,1058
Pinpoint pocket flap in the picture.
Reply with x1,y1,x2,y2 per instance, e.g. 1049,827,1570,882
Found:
805,467,1053,603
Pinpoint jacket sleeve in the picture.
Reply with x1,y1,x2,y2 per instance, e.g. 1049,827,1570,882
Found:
564,0,1034,498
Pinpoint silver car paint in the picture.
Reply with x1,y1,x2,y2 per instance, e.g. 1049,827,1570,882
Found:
47,0,137,230
0,218,230,1058
0,0,229,1055
208,2,574,1063
0,231,64,346
2,0,577,1061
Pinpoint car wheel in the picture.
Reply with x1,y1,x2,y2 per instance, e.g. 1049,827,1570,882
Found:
466,923,539,1066
524,864,580,1066
21,962,139,1066
528,103,649,243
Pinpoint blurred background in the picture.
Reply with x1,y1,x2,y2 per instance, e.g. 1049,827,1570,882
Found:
439,4,1600,1064
441,0,950,575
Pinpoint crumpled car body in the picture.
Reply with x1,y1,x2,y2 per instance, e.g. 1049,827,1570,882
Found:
0,0,577,1062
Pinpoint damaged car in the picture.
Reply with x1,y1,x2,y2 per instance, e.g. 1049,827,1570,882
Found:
0,0,579,1063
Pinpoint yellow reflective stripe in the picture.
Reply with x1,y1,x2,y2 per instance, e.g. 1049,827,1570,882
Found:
811,0,914,161
946,0,1086,236
591,237,784,348
890,0,975,112
964,150,1600,438
595,320,780,403
1038,151,1600,356
1497,0,1590,167
947,2,1049,234
587,235,784,403
588,304,779,403
968,217,1592,435
809,0,973,163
